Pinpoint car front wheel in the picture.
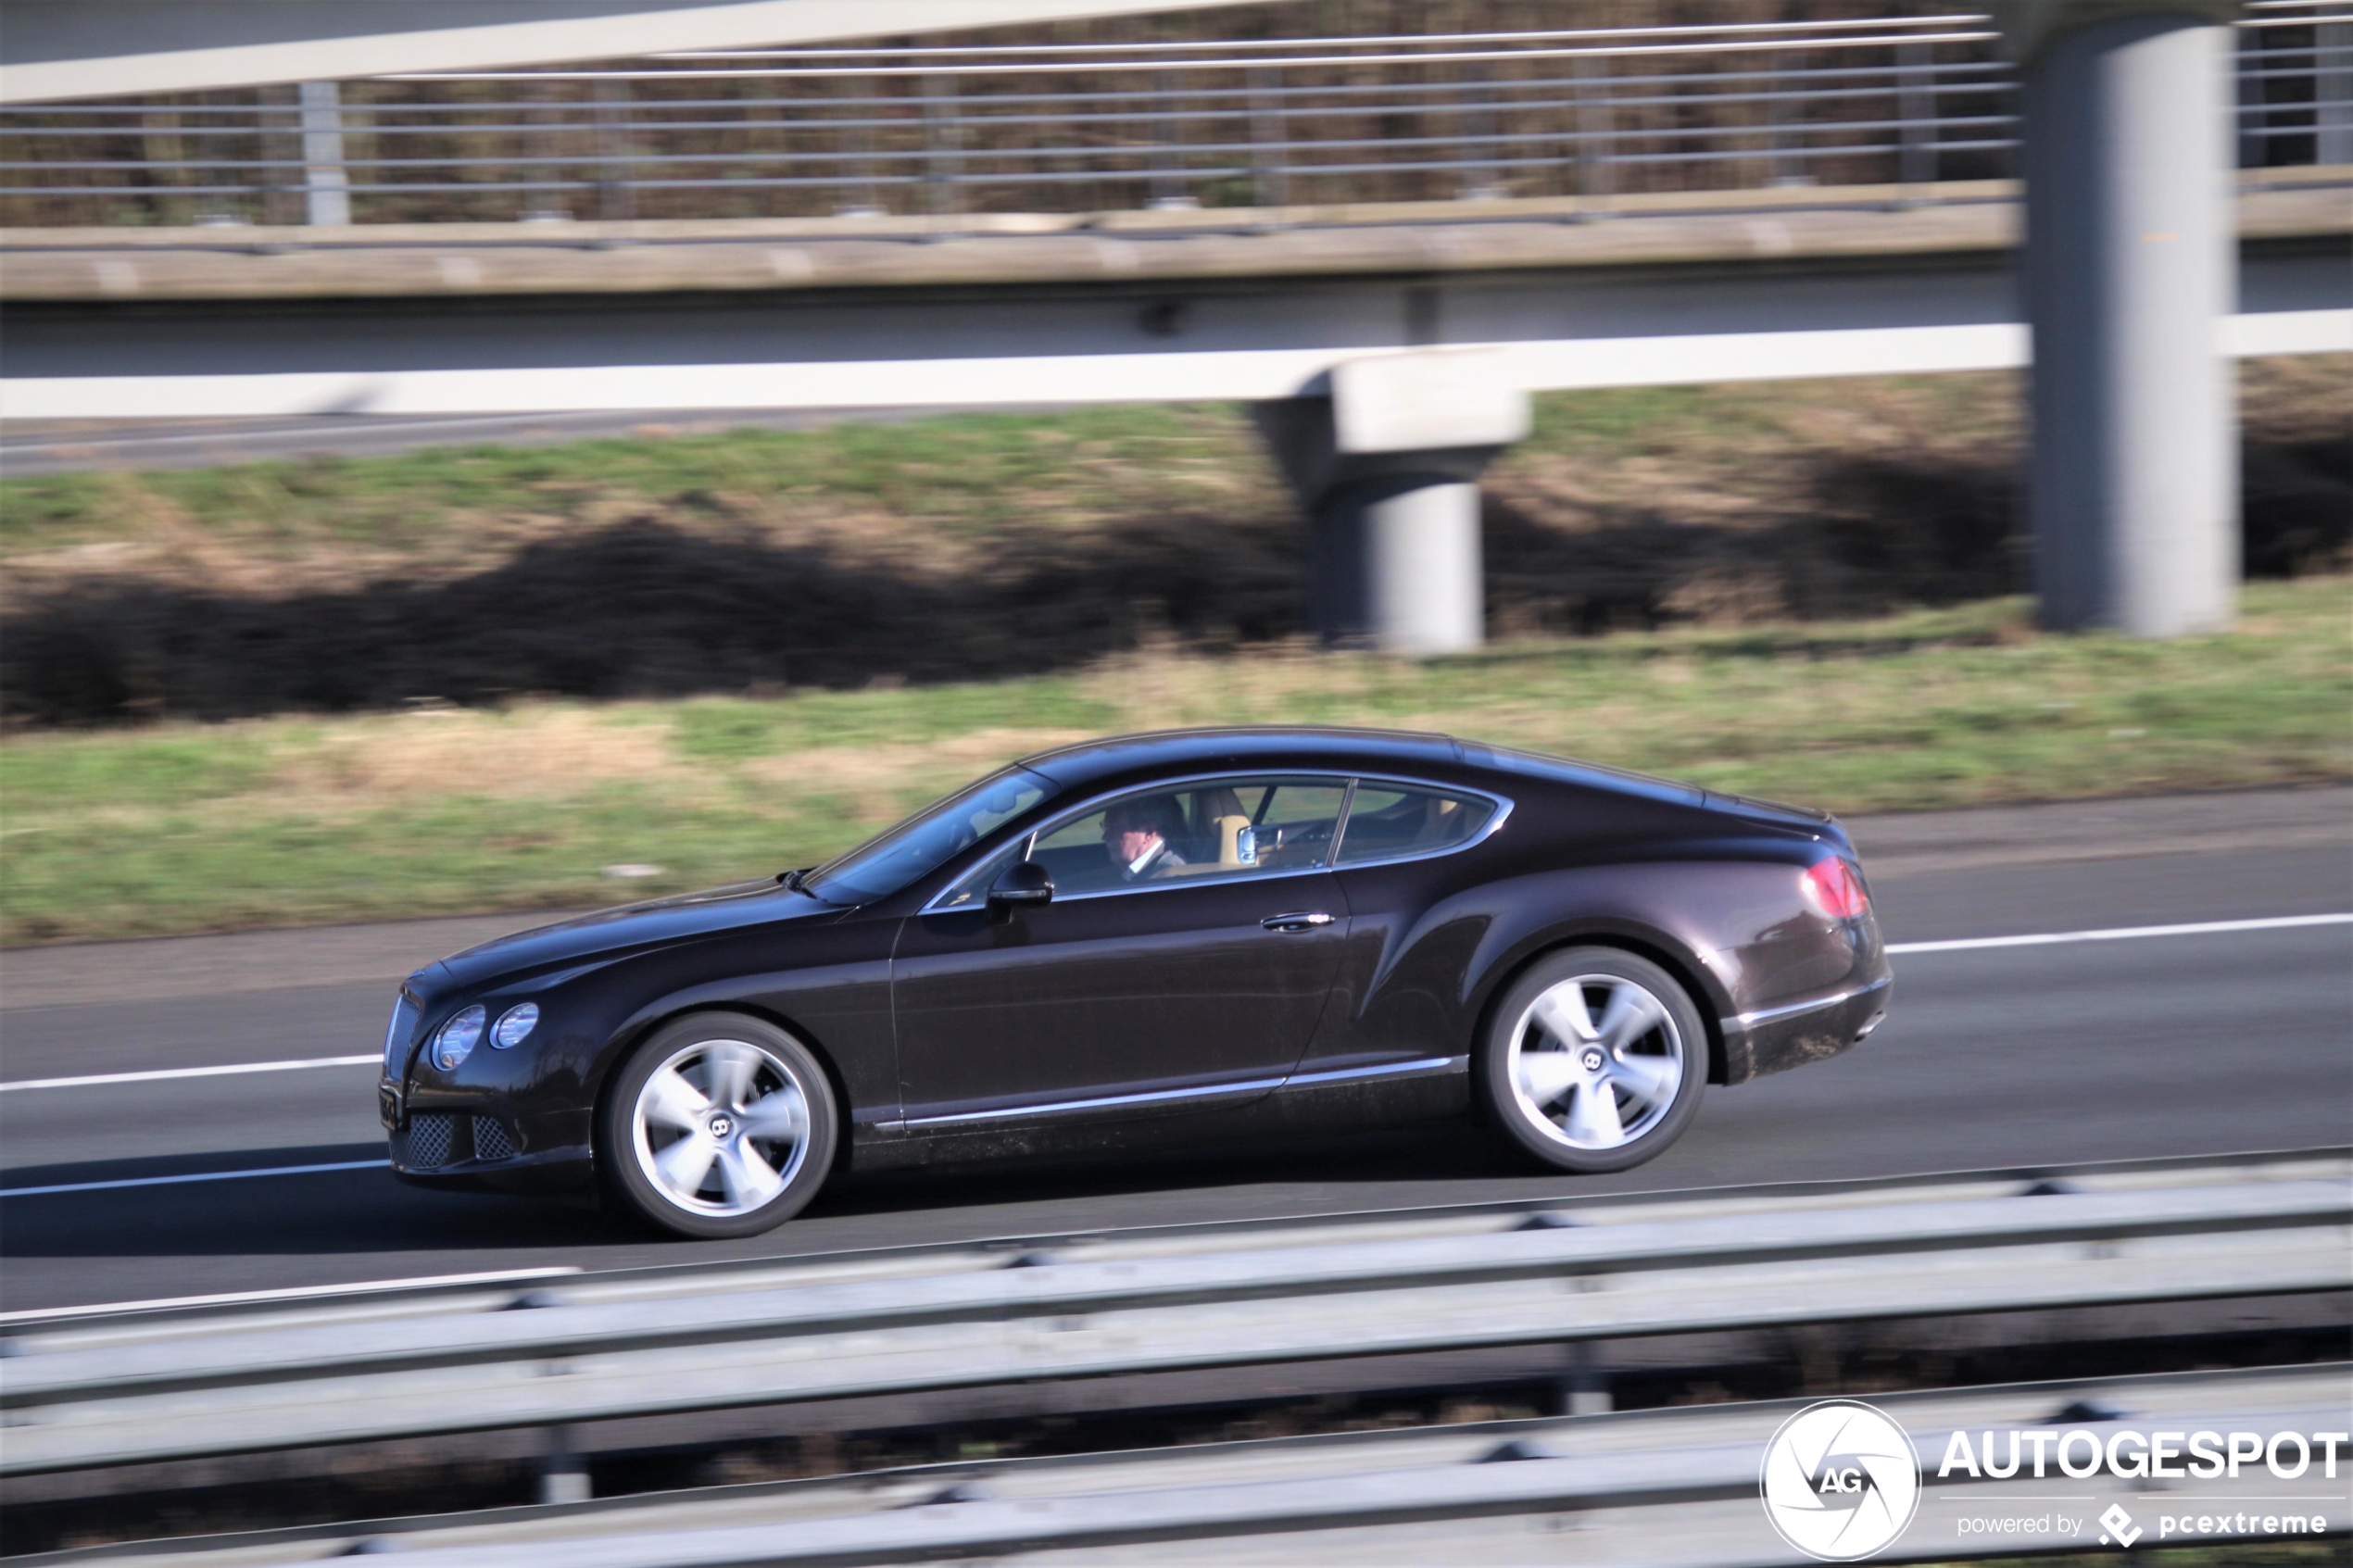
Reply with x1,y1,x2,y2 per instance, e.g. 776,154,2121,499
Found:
1479,947,1706,1173
600,1014,837,1237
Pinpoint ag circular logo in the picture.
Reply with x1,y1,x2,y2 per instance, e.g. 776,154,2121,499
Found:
1759,1399,1921,1561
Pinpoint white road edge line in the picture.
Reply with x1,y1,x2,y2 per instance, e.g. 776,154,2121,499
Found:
1887,911,2353,955
0,1159,390,1199
0,1054,381,1093
0,1267,584,1324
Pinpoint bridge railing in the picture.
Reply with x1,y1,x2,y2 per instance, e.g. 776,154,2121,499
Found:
0,3,2343,227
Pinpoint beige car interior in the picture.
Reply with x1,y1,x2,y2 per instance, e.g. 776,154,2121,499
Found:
1189,786,1256,868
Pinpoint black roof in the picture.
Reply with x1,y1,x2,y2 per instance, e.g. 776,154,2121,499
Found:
1016,726,1462,788
1014,725,1740,817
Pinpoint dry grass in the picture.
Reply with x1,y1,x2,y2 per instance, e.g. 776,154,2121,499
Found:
270,707,687,808
4,577,2345,944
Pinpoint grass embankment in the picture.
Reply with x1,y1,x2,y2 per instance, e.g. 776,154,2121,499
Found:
3,360,2345,724
4,577,2347,945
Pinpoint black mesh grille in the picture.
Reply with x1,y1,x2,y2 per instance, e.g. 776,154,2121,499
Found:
401,1112,455,1169
472,1116,515,1162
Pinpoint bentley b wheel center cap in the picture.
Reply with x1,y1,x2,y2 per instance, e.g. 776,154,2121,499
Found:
707,1113,735,1138
1580,1048,1605,1073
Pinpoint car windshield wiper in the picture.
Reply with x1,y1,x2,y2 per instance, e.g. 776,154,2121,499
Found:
777,867,814,895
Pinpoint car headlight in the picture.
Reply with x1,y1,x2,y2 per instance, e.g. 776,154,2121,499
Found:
492,1002,540,1049
434,1005,486,1071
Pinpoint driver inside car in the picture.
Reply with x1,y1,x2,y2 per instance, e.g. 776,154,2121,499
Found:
1101,797,1189,882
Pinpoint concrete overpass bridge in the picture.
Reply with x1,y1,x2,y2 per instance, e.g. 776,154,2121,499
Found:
2,0,2347,648
6,177,2346,417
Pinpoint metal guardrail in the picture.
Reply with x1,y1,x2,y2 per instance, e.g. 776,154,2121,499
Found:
33,1367,2353,1566
0,5,2344,227
3,1158,2345,1477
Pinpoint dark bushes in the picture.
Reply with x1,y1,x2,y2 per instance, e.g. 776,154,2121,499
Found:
6,433,2344,728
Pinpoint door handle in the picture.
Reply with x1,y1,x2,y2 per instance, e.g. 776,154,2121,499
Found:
1262,911,1336,933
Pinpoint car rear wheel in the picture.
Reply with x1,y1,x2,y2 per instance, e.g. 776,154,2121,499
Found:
600,1014,837,1238
1479,947,1705,1173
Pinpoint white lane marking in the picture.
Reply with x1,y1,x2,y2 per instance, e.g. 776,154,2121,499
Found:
1888,911,2353,955
0,1159,389,1199
2,914,2337,1198
0,1054,380,1093
0,1267,583,1325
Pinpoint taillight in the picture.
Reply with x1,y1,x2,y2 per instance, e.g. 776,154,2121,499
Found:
1800,858,1869,920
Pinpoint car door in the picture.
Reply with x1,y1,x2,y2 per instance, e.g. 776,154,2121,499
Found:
1308,777,1509,1073
890,776,1353,1131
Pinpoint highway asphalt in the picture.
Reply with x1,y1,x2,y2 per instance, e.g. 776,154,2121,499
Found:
2,824,2347,1316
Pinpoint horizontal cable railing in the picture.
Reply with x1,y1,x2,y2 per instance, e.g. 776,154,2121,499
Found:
0,4,2344,227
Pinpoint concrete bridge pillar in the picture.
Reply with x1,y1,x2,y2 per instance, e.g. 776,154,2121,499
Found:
1998,0,2242,635
1255,351,1530,656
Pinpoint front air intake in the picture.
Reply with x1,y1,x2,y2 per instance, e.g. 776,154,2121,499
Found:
472,1116,515,1161
399,1112,456,1169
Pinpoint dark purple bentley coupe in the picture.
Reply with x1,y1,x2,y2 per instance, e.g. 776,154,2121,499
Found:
381,728,1890,1236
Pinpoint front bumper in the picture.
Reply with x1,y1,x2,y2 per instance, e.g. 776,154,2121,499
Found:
388,1140,595,1196
1718,971,1893,1084
383,1090,594,1196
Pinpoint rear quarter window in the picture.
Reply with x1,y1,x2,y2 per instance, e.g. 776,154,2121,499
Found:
1336,784,1498,865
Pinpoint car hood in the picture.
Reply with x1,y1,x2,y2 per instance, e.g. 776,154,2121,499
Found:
433,878,837,990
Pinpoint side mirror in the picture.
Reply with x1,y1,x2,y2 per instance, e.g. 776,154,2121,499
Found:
987,860,1053,922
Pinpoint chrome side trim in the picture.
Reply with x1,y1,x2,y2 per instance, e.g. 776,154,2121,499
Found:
905,1074,1287,1128
902,1051,1470,1129
1283,1055,1465,1088
1727,972,1894,1030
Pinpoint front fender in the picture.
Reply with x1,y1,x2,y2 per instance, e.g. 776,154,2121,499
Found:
583,924,900,1147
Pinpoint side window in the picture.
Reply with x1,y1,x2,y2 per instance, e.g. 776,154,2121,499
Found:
1030,792,1190,895
1243,781,1351,870
1336,784,1497,866
935,776,1352,905
931,840,1027,912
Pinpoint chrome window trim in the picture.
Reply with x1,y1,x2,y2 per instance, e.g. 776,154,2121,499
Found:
1043,861,1336,907
920,769,1512,914
903,1052,1466,1128
1328,772,1515,872
920,768,1356,913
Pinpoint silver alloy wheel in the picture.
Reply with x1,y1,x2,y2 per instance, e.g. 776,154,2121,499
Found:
1506,973,1686,1150
629,1036,812,1217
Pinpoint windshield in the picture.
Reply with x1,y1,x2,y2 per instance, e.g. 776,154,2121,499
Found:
802,766,1057,905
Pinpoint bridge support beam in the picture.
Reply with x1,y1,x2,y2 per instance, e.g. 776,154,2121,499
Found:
1255,352,1529,656
1305,474,1484,655
2004,0,2241,635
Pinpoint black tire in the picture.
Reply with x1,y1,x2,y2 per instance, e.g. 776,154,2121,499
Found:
1478,947,1707,1174
598,1013,837,1238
